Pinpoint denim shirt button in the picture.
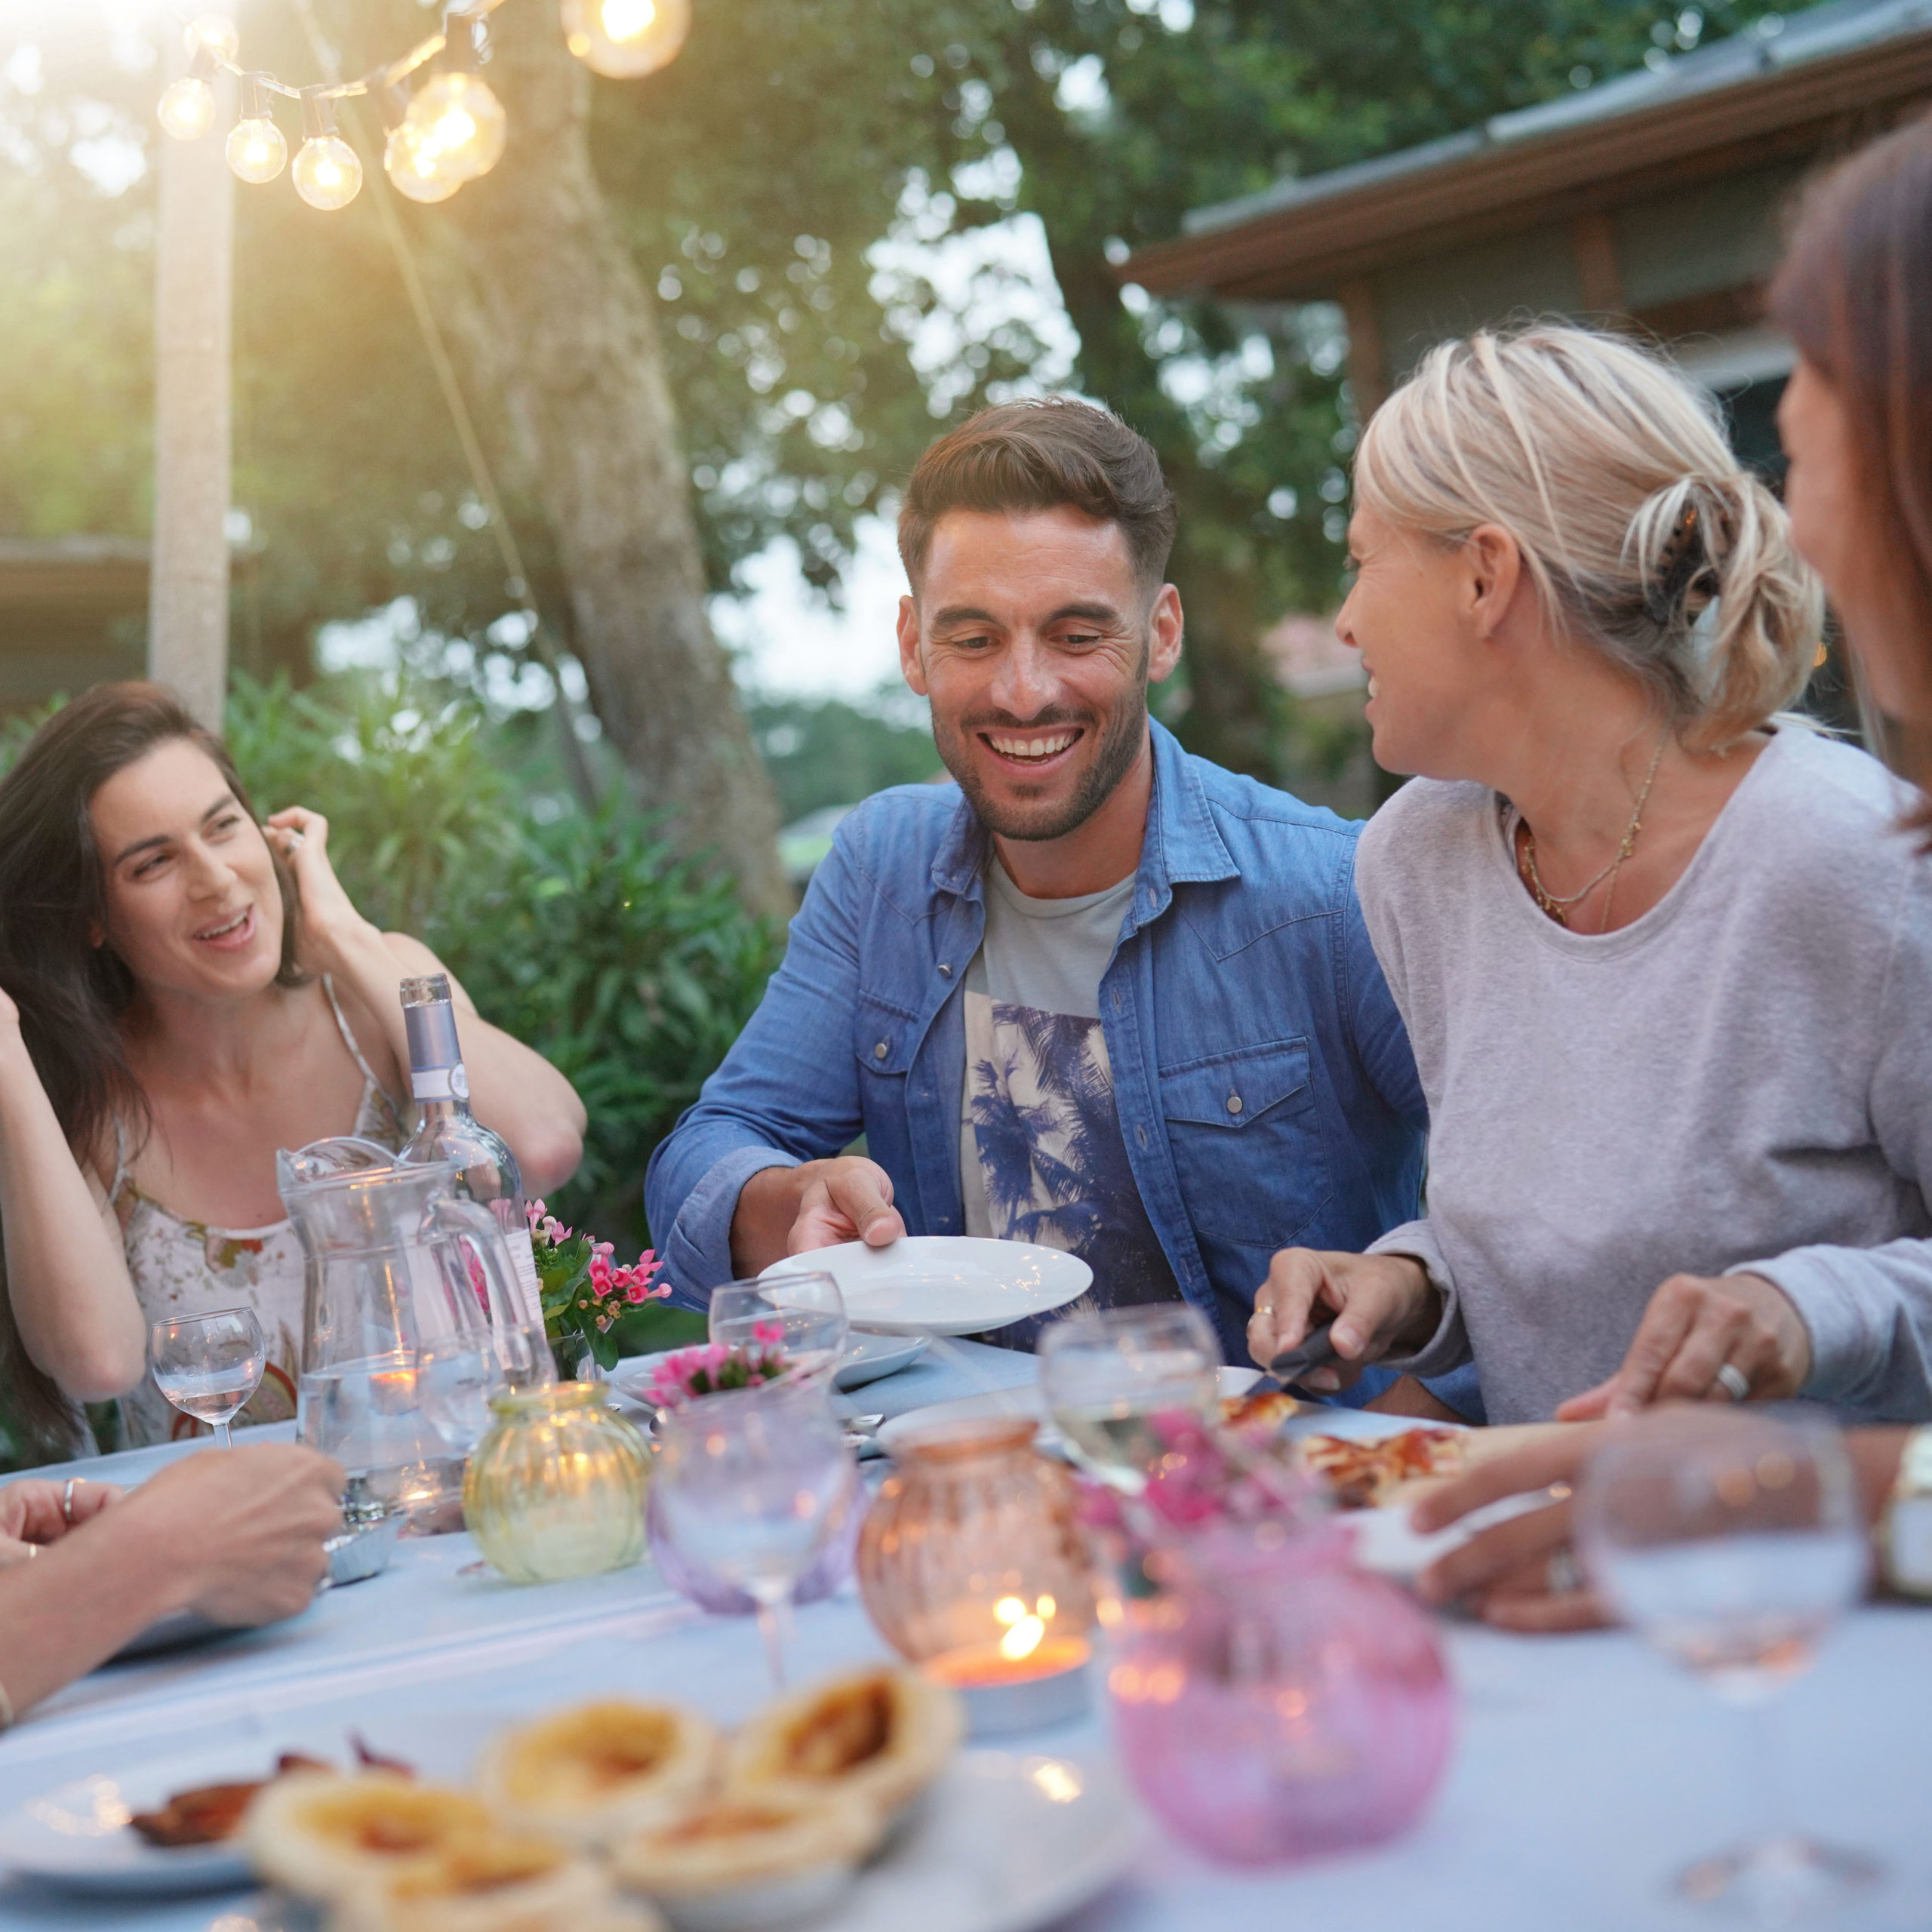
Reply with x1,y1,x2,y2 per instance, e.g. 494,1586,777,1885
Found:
874,1040,889,1060
1226,1094,1244,1115
937,961,952,975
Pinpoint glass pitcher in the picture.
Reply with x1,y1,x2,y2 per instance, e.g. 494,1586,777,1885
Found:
278,1136,545,1528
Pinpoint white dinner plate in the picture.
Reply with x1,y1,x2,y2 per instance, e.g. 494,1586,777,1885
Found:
875,1364,1261,1457
0,1722,484,1897
761,1238,1092,1337
214,1749,1138,1932
834,1329,931,1390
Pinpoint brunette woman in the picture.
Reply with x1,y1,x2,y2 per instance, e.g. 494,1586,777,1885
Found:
0,683,586,1457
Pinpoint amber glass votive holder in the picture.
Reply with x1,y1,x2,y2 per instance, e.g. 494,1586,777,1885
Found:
858,1415,1096,1734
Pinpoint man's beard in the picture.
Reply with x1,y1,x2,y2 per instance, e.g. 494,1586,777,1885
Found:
932,649,1150,844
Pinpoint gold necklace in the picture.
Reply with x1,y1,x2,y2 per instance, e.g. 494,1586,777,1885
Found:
1518,728,1669,931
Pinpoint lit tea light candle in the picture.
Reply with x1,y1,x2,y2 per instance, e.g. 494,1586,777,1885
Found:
923,1595,1093,1734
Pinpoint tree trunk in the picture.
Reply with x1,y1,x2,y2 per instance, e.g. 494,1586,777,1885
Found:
428,12,789,918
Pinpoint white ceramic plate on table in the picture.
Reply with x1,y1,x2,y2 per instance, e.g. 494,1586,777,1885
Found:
0,1721,482,1897
876,1364,1261,1457
217,1748,1138,1932
761,1237,1092,1338
608,1329,931,1404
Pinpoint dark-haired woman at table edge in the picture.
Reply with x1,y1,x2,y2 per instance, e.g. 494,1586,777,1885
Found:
0,682,586,1459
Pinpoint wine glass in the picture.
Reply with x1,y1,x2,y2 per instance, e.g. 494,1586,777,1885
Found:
708,1272,849,1387
651,1382,855,1687
1576,1407,1880,1920
149,1306,266,1450
1038,1303,1221,1491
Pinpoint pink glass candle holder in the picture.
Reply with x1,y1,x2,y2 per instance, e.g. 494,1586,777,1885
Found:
1107,1519,1454,1866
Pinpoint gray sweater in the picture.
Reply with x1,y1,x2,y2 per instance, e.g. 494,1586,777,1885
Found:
1358,728,1932,1426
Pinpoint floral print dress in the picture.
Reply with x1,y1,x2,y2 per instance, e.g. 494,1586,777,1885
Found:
112,979,408,1448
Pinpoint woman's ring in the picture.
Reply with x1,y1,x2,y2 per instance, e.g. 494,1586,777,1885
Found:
60,1478,75,1522
282,829,305,851
1714,1363,1751,1403
1546,1544,1582,1595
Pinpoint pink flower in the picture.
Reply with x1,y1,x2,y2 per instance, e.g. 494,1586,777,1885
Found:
752,1318,786,1347
625,1283,651,1303
527,1199,546,1228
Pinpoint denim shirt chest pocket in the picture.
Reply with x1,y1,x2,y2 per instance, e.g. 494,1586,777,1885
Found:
1158,1037,1332,1246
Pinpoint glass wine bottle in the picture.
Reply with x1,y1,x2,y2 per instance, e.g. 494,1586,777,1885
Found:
397,974,550,1378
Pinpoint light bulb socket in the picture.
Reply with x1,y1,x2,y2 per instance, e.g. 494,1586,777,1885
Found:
441,11,486,74
300,86,340,142
186,43,220,83
239,72,272,122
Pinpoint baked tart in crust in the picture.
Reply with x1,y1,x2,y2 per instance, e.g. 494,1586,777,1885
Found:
722,1667,962,1818
609,1789,881,1932
243,1774,497,1901
334,1833,663,1932
477,1701,720,1846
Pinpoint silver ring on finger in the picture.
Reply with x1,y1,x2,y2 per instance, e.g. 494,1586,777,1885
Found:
61,1478,75,1522
283,829,306,851
1713,1362,1751,1403
1546,1544,1582,1595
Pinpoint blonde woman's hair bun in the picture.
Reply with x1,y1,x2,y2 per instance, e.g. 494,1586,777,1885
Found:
1354,323,1825,750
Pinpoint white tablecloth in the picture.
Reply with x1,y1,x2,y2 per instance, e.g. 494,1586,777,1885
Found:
4,1343,1931,1932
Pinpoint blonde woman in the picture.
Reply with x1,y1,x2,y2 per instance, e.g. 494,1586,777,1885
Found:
1247,323,1932,1427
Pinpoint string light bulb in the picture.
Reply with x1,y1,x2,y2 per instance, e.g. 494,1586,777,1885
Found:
403,20,506,186
293,88,363,211
183,16,240,64
226,75,288,184
158,45,219,140
380,83,463,204
561,0,691,78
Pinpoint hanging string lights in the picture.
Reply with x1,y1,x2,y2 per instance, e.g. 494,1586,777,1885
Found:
155,1,688,212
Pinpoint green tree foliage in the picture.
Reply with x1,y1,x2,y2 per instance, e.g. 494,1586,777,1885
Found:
749,691,943,824
3,2,1758,761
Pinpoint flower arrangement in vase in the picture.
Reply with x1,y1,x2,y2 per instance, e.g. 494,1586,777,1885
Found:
527,1198,670,1376
641,1322,792,1411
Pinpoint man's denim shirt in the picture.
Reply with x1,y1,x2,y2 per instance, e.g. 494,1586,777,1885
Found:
647,721,1432,1372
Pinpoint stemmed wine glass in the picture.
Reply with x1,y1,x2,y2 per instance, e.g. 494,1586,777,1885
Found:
1038,1303,1221,1491
708,1272,849,1387
651,1382,855,1686
149,1306,266,1449
1576,1407,1880,1921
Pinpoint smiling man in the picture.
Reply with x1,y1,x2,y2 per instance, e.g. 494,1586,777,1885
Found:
647,400,1455,1395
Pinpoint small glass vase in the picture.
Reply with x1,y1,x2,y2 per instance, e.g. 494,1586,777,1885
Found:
463,1380,648,1584
858,1417,1096,1687
1108,1518,1454,1866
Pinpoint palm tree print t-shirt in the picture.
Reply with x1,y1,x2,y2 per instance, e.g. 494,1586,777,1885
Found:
959,860,1182,1330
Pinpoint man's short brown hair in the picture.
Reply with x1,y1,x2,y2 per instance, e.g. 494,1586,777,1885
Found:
897,397,1177,592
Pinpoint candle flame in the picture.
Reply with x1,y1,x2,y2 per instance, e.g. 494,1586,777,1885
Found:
998,1614,1045,1662
993,1595,1027,1626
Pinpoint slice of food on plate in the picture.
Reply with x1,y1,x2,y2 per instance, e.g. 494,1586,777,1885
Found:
609,1789,882,1932
1294,1428,1470,1509
334,1831,660,1932
1217,1388,1302,1432
128,1752,337,1849
477,1702,719,1847
723,1667,961,1820
244,1774,498,1901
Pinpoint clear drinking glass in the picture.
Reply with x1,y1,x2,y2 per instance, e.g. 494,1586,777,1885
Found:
149,1306,266,1449
707,1272,849,1386
1577,1407,1880,1919
1038,1303,1221,1491
651,1382,855,1687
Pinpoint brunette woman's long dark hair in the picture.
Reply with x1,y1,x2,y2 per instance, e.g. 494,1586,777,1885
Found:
1770,112,1932,826
0,682,303,1454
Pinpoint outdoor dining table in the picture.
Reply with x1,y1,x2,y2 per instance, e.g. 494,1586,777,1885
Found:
3,1337,1930,1932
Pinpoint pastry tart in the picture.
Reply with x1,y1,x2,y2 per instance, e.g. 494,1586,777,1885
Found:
334,1832,664,1932
609,1789,881,1932
723,1666,962,1819
243,1774,497,1901
477,1701,720,1847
